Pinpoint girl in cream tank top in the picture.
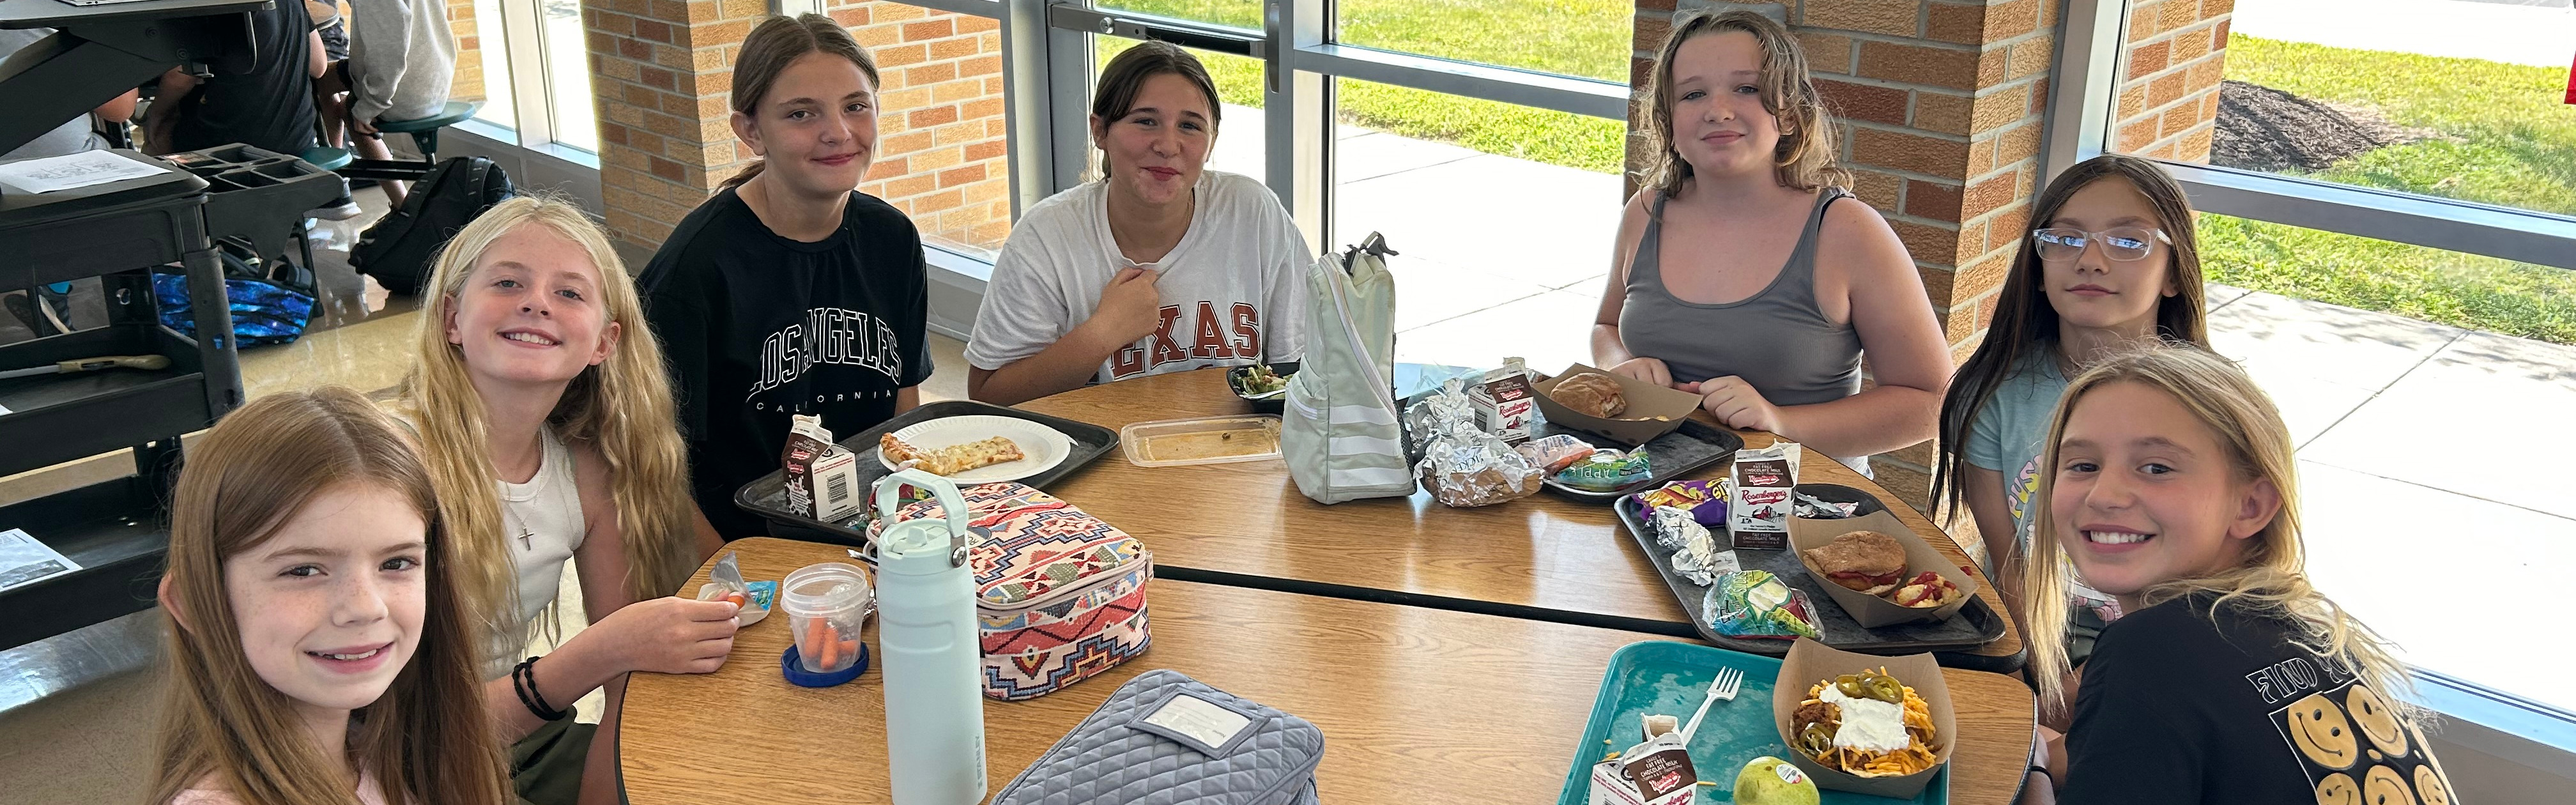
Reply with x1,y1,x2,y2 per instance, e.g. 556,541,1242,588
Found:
483,425,586,680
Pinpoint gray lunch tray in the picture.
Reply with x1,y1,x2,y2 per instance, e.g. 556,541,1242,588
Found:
1614,491,2009,657
993,669,1324,805
732,400,1119,546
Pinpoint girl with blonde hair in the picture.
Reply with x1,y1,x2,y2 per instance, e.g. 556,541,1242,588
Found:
392,194,736,804
151,387,508,805
1593,9,1949,474
2019,346,2452,804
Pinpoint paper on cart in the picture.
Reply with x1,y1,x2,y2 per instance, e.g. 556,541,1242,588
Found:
0,151,167,194
0,528,80,592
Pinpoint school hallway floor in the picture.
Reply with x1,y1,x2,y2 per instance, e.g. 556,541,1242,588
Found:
3,132,2570,801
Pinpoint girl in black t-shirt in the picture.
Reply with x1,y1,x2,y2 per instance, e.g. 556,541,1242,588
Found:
2017,346,2453,805
641,14,933,540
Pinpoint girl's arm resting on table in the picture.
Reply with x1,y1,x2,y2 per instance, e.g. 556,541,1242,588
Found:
967,325,1121,406
895,385,921,415
1961,464,2025,618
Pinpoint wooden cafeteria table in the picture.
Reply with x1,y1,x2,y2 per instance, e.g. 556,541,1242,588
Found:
620,539,2038,804
1014,368,2025,671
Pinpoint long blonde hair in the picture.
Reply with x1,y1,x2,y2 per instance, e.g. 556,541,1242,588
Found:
152,387,508,805
2023,346,2412,720
390,194,700,653
1637,9,1849,195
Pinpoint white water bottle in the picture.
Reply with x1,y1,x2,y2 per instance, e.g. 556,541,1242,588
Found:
872,470,988,805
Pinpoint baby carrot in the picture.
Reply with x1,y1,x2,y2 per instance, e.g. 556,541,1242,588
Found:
837,638,859,662
806,617,836,668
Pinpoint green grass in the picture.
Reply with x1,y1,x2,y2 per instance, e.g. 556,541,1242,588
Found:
1091,15,2576,342
2208,35,2576,343
2223,34,2576,218
2198,213,2576,344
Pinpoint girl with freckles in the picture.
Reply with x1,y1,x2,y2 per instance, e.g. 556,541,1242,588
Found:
151,388,508,805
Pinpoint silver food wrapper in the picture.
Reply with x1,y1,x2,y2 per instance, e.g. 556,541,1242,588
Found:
1653,506,1738,585
1410,378,1544,507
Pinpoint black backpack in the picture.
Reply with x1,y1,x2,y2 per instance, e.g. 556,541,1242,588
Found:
352,156,514,296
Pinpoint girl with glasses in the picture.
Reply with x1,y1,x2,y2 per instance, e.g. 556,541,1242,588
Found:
1931,153,2212,728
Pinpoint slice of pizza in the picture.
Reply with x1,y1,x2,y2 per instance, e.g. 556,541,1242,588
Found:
880,433,1026,476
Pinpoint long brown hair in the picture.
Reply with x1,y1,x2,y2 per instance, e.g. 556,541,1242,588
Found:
723,13,882,189
1089,40,1222,179
1933,155,2211,525
1637,10,1847,194
2023,346,2414,721
390,194,700,663
151,387,508,805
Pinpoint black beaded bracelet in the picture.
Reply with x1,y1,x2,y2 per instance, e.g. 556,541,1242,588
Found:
513,656,571,721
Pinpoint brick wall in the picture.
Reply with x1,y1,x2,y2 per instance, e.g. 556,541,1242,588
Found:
550,0,1009,252
1630,0,2060,512
837,2,1012,256
447,0,484,104
2112,0,2231,162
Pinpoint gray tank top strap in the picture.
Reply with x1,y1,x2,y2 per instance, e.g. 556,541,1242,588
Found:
1770,186,1853,312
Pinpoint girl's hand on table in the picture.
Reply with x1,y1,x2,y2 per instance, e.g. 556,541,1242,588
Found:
1689,376,1784,433
594,596,741,675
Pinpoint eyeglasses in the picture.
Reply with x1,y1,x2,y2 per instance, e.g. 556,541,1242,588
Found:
2030,227,2169,263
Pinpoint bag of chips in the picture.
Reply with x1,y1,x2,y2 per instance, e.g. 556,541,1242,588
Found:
1703,571,1822,640
1552,448,1652,492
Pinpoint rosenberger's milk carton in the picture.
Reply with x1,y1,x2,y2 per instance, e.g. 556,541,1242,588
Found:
1728,441,1802,550
781,414,864,523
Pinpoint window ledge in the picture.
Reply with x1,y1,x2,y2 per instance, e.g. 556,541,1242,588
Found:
2417,670,2576,775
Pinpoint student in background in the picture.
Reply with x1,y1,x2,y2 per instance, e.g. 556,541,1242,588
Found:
964,41,1308,407
642,14,931,540
2017,346,2454,804
337,0,456,207
1930,154,2211,687
1591,10,1948,475
394,195,730,805
144,0,323,157
150,387,509,805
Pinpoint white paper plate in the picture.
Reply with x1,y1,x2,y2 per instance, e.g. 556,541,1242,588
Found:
876,415,1075,483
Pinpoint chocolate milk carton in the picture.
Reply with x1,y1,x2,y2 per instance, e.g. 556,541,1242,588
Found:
1467,357,1538,443
1728,441,1802,549
781,414,864,523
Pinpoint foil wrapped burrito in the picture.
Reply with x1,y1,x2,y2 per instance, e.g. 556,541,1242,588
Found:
1410,378,1544,507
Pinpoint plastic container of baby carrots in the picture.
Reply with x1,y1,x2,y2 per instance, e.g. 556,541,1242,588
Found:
780,562,873,674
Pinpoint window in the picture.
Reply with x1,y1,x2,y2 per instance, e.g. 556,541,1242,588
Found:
855,2,1020,260
464,0,516,129
2104,0,2575,222
539,0,597,151
1095,0,1257,29
1331,77,1623,371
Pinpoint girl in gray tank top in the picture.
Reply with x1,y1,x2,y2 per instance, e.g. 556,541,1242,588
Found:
1616,187,1863,408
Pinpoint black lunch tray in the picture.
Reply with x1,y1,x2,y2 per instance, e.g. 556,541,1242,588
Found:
733,400,1120,548
1614,489,2008,657
1396,387,1744,503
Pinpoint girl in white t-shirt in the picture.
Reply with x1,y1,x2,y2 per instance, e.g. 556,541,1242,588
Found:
966,41,1309,406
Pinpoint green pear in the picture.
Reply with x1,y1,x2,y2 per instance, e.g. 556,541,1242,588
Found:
1733,756,1819,805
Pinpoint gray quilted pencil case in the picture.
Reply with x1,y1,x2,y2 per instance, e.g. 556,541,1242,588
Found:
993,669,1325,805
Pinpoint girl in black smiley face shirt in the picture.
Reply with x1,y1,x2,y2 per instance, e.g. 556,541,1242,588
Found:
642,15,930,540
2016,347,2457,805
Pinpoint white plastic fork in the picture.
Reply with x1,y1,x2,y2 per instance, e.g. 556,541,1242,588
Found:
1680,666,1745,744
